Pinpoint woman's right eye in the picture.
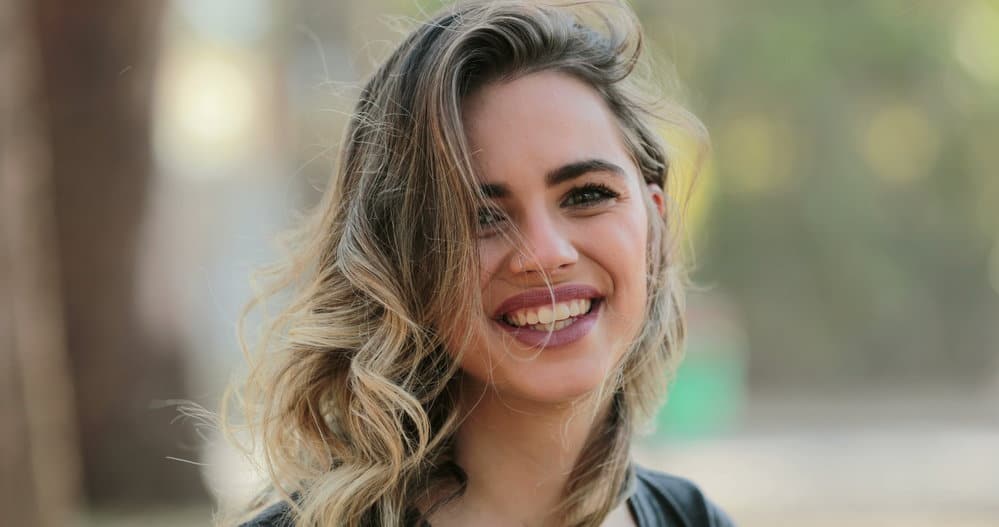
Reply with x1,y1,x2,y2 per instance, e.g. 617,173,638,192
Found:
477,207,508,231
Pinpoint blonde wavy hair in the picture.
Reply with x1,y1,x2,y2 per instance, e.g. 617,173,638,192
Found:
222,1,706,525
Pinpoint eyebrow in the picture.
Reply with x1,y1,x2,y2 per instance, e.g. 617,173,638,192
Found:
478,159,625,198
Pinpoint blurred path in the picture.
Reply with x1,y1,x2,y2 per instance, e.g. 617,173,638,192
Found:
638,392,999,526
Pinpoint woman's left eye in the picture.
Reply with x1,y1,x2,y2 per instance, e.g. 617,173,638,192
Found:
562,183,620,207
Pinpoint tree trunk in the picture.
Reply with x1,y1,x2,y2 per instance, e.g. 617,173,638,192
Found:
0,0,81,525
30,0,206,505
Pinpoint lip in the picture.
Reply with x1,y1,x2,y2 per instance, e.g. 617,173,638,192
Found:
492,283,603,319
493,298,602,348
490,283,604,349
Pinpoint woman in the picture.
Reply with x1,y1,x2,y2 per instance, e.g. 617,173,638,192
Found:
228,1,732,525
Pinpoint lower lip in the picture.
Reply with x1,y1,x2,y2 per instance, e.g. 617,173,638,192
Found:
495,300,602,349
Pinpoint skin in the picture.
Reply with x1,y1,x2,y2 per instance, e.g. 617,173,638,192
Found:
429,71,665,527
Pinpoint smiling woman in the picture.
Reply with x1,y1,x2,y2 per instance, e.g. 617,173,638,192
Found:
225,1,729,526
462,71,660,406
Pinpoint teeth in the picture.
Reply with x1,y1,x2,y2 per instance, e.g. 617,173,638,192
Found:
504,298,594,328
527,318,576,332
538,306,554,324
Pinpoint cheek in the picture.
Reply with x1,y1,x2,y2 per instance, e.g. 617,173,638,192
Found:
443,242,503,367
591,209,648,276
477,239,506,290
583,208,650,325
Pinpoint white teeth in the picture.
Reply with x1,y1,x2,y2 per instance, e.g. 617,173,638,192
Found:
527,318,575,332
537,306,554,324
504,298,595,328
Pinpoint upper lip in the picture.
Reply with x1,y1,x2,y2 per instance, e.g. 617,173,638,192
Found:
492,284,603,319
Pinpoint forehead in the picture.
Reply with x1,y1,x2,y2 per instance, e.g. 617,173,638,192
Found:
461,71,634,184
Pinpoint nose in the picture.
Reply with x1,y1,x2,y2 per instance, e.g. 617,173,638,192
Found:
508,210,579,276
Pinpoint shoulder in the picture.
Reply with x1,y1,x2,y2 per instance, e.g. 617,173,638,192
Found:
630,465,736,527
237,501,295,527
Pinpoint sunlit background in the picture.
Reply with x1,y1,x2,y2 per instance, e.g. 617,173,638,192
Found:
3,0,998,525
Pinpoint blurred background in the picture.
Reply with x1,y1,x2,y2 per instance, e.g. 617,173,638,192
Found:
2,0,997,525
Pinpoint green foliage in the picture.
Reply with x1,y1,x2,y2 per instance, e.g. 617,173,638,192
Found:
640,0,999,388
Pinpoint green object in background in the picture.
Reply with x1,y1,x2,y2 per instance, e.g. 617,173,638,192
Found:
652,317,747,440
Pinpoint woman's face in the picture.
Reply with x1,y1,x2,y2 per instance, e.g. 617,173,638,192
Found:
458,71,664,405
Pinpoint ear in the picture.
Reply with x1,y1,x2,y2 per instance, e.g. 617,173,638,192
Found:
647,183,666,218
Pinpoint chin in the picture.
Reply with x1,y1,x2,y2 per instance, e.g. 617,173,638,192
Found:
454,318,628,406
484,350,618,406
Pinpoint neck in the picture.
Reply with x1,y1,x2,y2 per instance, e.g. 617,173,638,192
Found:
436,378,613,526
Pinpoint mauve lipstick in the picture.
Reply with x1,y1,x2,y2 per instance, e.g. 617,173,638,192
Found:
492,284,602,319
491,284,603,348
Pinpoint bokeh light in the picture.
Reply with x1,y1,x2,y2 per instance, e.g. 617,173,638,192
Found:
154,47,267,180
716,112,794,195
952,0,999,86
860,101,940,184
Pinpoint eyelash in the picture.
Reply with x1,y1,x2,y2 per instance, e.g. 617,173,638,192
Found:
477,183,620,230
562,183,620,207
478,207,507,228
